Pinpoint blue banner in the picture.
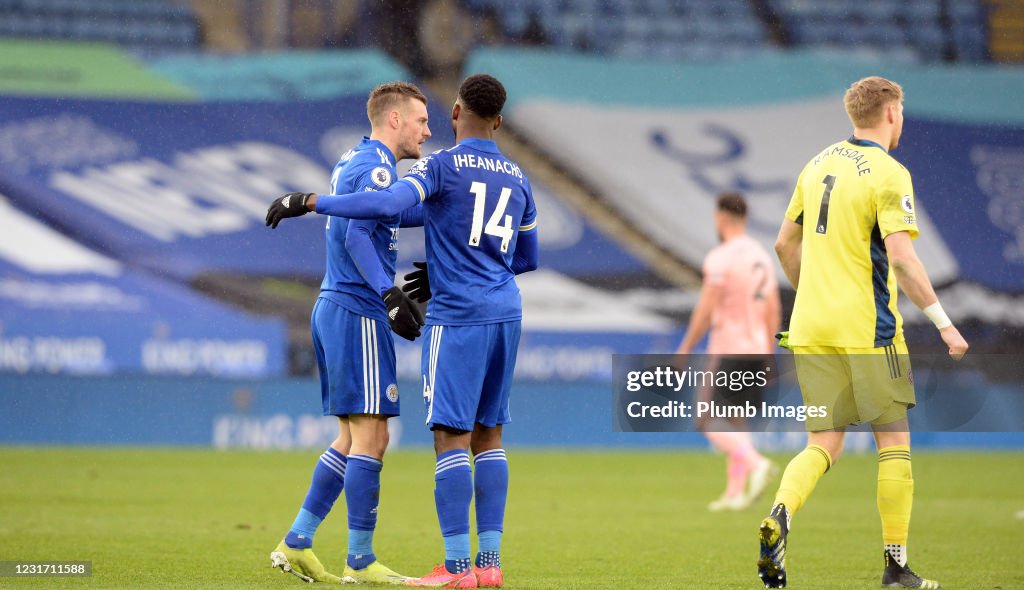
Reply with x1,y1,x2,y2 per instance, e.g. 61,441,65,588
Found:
0,261,287,378
1,374,1021,449
0,94,642,281
899,118,1024,291
0,193,286,377
0,95,449,279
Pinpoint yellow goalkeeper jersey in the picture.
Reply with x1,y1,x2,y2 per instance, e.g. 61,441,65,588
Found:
784,137,919,348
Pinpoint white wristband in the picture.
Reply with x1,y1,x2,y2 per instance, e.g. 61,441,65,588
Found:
922,302,952,330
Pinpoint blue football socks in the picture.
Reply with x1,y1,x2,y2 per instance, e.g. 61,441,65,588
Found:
435,449,473,574
285,447,347,549
474,449,508,568
345,454,383,569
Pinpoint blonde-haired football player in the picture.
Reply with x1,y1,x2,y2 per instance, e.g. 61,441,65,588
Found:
756,77,968,589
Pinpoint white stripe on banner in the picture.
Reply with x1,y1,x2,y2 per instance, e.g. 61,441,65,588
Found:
371,320,380,414
361,318,370,414
435,453,470,470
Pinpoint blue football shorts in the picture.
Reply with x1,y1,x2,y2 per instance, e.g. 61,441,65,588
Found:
311,297,400,417
421,321,521,432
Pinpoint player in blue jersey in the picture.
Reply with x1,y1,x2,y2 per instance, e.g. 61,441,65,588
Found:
266,81,431,585
267,74,537,589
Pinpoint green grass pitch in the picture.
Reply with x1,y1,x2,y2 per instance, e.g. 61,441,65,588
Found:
0,448,1021,589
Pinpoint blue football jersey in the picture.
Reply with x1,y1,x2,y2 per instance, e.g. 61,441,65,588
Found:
319,137,401,322
399,138,537,325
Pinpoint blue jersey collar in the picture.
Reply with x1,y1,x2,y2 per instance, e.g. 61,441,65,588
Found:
359,136,397,165
847,136,888,153
457,137,500,153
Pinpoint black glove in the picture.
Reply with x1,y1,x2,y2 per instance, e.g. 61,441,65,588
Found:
401,261,431,303
382,286,424,341
265,192,314,229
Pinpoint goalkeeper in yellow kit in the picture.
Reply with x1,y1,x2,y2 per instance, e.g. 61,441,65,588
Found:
756,77,969,589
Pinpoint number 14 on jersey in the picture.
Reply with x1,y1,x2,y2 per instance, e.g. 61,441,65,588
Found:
469,181,514,253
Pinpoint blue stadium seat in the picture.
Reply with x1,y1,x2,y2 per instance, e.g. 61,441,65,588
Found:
950,2,982,22
952,27,988,62
644,0,674,16
861,0,901,21
903,0,940,21
768,0,987,63
908,23,946,54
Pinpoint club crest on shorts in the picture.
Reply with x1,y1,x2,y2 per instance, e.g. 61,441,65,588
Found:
371,167,392,188
386,383,399,402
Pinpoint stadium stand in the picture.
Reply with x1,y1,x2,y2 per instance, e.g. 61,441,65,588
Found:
462,0,1006,64
0,2,1021,445
0,0,200,52
766,0,991,62
464,0,769,58
464,47,1024,344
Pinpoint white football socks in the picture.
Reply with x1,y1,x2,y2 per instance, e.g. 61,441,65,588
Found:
885,543,907,567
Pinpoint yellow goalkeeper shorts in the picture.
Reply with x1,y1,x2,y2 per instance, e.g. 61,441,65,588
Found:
792,338,915,432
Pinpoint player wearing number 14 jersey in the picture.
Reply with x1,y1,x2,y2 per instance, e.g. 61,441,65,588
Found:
266,74,537,588
394,78,536,587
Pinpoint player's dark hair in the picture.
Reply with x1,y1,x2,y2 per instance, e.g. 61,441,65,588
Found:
716,193,747,218
367,81,428,124
457,74,506,120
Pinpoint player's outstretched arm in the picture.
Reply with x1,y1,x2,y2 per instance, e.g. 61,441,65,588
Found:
884,231,969,360
774,218,802,289
313,182,421,219
265,183,422,227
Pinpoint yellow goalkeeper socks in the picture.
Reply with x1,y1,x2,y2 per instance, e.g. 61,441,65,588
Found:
773,444,832,519
878,445,913,566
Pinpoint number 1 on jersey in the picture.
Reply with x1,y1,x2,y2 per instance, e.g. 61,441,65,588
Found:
816,174,836,235
469,181,513,253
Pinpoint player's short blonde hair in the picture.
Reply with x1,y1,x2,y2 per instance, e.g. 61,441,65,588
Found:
844,76,904,128
366,81,427,125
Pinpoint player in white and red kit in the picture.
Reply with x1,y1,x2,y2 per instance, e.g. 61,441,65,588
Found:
676,193,781,511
